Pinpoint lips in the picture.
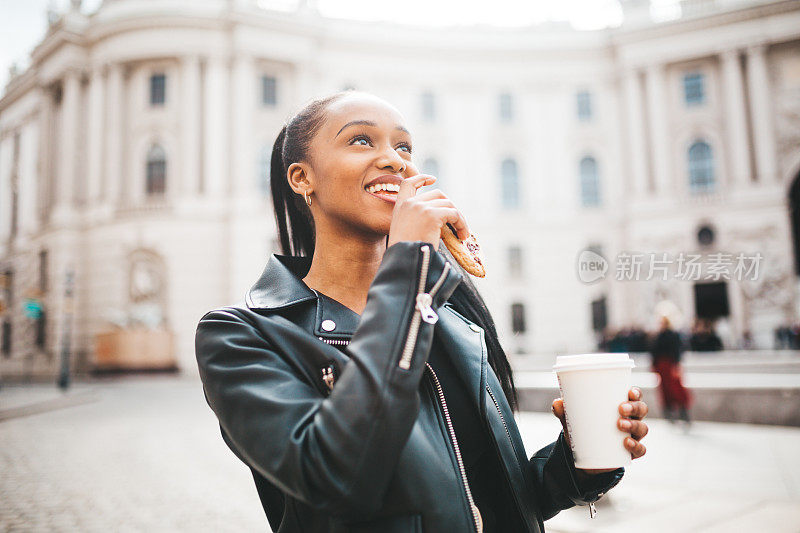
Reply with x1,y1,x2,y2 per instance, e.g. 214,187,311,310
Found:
365,188,398,204
364,174,402,204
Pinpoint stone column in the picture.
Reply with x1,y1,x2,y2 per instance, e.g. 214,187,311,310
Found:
645,64,671,196
230,53,255,199
37,84,54,225
746,44,777,183
623,69,649,198
86,65,105,206
203,56,228,198
104,63,123,207
721,49,751,188
53,69,80,224
180,56,201,196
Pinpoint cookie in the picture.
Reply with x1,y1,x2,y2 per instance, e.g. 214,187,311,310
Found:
441,223,486,278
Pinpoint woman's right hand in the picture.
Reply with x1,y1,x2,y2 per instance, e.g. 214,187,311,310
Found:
387,174,471,249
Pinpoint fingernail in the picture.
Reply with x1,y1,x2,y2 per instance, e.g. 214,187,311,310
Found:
622,404,632,414
620,419,631,430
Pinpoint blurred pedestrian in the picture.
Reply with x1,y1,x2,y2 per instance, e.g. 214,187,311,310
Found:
650,316,692,427
689,318,723,351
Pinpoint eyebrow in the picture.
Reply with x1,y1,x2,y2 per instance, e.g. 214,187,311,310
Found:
334,120,410,138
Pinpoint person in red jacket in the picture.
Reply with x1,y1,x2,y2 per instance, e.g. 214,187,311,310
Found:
650,315,692,428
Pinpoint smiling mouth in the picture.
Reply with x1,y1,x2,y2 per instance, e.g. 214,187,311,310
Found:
365,183,400,203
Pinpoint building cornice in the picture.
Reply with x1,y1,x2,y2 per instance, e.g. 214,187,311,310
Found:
0,70,42,115
611,0,800,45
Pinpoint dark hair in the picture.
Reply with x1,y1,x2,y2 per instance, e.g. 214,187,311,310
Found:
269,91,519,412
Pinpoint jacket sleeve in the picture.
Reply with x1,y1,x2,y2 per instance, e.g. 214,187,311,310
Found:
195,241,462,521
529,429,625,521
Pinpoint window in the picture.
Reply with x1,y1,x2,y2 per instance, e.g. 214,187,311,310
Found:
1,320,10,357
39,250,48,293
683,73,705,106
586,243,604,258
261,75,277,106
577,90,592,122
149,73,166,106
1,269,12,357
146,144,167,195
580,156,601,207
591,296,608,333
688,140,715,194
35,309,46,350
2,269,14,310
511,302,526,334
421,91,435,121
501,158,520,209
258,145,271,196
499,92,513,122
508,246,523,278
697,225,715,247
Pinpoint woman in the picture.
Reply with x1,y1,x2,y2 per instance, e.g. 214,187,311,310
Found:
195,90,650,532
651,315,692,427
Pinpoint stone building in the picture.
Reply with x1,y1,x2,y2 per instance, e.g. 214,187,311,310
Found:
1,0,799,379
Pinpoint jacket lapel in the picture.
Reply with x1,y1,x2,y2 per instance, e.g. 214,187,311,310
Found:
435,304,487,418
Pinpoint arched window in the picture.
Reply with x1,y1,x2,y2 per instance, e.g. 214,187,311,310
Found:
146,144,167,195
258,145,271,196
501,158,519,209
688,140,715,194
580,156,601,207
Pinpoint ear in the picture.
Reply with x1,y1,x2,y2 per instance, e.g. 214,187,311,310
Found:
287,162,312,195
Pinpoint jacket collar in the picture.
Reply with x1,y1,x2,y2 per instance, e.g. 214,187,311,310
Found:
245,253,486,404
245,253,361,337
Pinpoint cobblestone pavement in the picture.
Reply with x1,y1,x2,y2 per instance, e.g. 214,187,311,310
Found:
2,376,800,532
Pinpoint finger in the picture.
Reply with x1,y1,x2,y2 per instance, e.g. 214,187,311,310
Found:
396,175,436,204
624,436,646,459
414,188,449,201
551,398,565,419
424,200,471,240
620,400,649,420
629,387,642,401
618,418,649,440
428,207,470,242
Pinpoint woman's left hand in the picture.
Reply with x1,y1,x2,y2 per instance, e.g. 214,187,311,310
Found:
551,387,649,475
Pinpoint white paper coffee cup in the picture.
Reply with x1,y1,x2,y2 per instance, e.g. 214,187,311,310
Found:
553,353,636,469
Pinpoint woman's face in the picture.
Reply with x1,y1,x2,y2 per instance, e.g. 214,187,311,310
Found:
288,93,417,240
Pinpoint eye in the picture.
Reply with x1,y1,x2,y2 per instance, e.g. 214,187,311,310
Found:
397,142,412,153
348,133,372,146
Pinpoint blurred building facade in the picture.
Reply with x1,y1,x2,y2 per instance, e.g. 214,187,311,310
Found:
0,0,798,378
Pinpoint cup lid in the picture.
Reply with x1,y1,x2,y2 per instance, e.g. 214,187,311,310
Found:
553,353,635,372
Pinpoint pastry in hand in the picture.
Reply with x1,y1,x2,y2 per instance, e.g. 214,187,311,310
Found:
440,223,486,278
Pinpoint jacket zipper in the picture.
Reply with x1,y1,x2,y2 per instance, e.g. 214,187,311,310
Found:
317,337,350,346
486,385,514,454
426,362,482,533
398,245,452,370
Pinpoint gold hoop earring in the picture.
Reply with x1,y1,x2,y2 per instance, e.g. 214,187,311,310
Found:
304,190,312,207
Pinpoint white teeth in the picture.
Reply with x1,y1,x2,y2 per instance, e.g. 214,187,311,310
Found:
366,183,400,194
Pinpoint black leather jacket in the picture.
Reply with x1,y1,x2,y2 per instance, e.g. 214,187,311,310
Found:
195,241,624,532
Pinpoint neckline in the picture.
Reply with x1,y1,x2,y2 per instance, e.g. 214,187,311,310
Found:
308,287,363,319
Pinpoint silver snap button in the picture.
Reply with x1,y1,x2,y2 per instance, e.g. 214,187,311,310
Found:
321,319,336,332
469,323,482,332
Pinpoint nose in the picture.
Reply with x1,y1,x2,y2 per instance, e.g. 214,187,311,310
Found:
376,144,406,174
